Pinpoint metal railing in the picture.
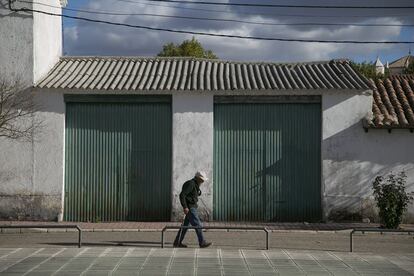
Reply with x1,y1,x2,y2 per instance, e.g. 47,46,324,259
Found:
350,228,413,252
0,225,82,248
3,224,412,252
161,226,270,249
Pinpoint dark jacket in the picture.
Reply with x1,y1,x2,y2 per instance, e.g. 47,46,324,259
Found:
179,178,201,209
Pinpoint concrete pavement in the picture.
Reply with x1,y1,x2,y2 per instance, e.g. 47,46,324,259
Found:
1,231,414,253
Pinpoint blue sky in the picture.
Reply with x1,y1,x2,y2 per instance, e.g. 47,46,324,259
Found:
63,0,414,63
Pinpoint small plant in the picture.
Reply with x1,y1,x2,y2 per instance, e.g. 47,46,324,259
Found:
92,215,102,223
372,171,413,229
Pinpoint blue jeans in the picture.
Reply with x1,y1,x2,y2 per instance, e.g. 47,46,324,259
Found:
174,207,205,245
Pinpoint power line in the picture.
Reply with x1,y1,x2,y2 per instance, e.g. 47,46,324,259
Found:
24,0,414,28
141,0,414,9
116,0,414,18
9,5,414,44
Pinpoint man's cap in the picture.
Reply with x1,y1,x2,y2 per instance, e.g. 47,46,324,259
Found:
195,171,208,181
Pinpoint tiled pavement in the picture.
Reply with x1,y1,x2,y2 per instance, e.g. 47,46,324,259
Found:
0,247,413,275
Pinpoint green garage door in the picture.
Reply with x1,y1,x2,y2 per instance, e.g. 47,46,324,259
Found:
214,97,321,222
64,96,172,222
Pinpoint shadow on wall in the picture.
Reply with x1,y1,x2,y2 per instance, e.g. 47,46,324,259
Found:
253,143,321,222
323,120,414,222
214,103,321,222
173,94,212,113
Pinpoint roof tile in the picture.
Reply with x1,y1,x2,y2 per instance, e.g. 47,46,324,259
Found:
367,75,414,129
36,56,369,91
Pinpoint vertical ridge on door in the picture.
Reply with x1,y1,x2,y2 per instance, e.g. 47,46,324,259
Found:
214,101,321,222
64,99,171,221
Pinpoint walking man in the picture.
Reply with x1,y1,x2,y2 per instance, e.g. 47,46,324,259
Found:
173,171,212,248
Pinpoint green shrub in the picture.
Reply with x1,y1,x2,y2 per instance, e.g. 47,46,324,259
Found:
403,61,414,74
372,171,413,229
350,61,389,80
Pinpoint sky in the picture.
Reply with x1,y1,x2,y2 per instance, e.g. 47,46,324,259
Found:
62,0,414,63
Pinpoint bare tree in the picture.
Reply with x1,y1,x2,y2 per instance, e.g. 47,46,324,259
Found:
0,79,41,140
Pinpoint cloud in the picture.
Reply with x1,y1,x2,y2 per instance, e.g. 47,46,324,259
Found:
63,0,413,62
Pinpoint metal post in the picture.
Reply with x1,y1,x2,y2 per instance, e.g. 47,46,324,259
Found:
161,228,165,248
265,229,269,250
350,230,354,252
0,225,81,248
158,226,269,250
77,227,82,248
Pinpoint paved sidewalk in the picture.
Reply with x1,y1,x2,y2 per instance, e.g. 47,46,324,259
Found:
2,221,414,232
0,247,413,275
1,230,413,253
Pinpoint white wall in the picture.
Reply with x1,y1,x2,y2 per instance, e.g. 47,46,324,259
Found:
172,93,214,221
0,89,65,220
0,0,34,86
33,0,63,84
0,0,62,85
0,0,64,220
322,91,414,222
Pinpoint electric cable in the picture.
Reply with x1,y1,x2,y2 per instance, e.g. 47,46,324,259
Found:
8,4,414,44
116,0,414,18
135,0,414,9
22,0,414,28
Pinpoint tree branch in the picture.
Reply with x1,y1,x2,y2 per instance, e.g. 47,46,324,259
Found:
0,78,42,141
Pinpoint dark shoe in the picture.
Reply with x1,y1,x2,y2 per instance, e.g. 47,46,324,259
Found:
173,243,188,248
199,242,212,248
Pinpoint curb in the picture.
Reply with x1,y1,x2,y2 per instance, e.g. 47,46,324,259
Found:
1,227,412,234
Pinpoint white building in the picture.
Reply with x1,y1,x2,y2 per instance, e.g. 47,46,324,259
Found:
375,57,385,75
1,1,413,223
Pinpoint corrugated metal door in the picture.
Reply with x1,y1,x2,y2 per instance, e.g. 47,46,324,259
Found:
214,97,321,222
64,96,172,221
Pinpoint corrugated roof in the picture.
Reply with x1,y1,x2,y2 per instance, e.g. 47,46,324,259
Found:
36,56,369,91
367,75,414,129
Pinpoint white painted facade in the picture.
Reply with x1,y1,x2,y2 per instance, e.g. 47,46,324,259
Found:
1,0,413,222
32,0,63,84
172,94,214,220
375,57,385,75
0,88,65,220
1,0,33,86
0,0,62,85
322,92,414,222
0,0,64,220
